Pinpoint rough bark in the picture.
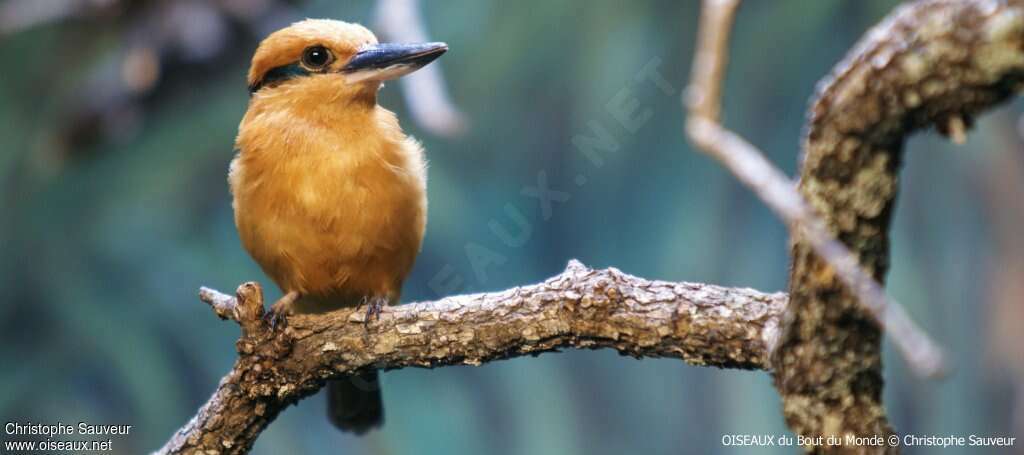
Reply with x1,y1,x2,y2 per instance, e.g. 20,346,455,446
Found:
157,261,786,454
773,0,1024,452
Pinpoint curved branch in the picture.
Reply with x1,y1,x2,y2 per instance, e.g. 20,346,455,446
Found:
156,261,786,454
686,0,946,380
776,0,1024,449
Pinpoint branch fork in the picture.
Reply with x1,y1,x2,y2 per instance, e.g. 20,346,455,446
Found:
200,282,268,340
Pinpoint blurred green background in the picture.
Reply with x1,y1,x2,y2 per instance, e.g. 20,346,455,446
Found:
1,0,1022,454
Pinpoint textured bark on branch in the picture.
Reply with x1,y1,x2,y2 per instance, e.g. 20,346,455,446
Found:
157,261,786,454
774,0,1024,452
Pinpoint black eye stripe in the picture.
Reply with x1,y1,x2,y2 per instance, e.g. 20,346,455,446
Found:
249,63,311,94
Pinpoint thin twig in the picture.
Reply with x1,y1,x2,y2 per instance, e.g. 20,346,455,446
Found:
683,0,946,377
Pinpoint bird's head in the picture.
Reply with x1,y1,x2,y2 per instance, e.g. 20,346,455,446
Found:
246,19,447,106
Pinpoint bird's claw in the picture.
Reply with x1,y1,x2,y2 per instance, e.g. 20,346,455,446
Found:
263,307,288,330
264,291,298,331
363,296,386,325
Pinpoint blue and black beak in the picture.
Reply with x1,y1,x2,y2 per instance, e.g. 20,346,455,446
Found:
342,42,448,83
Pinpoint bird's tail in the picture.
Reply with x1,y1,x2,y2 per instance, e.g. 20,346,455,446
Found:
327,370,384,434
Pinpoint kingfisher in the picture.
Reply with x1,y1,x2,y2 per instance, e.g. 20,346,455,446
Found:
230,18,445,434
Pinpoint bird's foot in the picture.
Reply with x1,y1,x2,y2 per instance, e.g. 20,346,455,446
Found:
363,296,388,325
264,291,299,330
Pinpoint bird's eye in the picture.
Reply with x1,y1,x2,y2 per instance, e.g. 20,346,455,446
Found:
301,45,333,69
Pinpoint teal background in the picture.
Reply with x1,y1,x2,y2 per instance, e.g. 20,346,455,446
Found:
1,0,1022,454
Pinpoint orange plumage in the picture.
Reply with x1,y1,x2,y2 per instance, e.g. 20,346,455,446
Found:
230,18,446,434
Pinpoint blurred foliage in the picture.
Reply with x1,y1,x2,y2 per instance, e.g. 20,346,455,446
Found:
1,0,1022,454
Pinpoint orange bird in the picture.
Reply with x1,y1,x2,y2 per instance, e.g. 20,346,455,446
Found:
230,19,446,433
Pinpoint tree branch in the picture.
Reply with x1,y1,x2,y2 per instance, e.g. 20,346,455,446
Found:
684,0,1023,451
156,260,786,454
777,0,1024,451
685,0,946,379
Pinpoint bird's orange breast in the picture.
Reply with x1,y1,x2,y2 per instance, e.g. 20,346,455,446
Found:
230,104,426,309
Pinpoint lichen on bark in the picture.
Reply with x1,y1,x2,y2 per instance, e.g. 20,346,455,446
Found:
773,1,1024,452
